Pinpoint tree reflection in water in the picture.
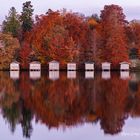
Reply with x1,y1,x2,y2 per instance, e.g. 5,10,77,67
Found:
0,71,140,138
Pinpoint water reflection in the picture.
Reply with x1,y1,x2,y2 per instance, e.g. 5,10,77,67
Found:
49,71,59,80
10,71,20,80
67,71,76,79
1,72,140,139
120,71,130,80
30,71,41,80
85,71,94,79
102,71,111,79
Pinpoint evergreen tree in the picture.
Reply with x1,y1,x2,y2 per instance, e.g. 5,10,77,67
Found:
20,1,34,33
2,7,21,37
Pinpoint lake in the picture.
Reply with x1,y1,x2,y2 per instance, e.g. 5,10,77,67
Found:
0,71,140,140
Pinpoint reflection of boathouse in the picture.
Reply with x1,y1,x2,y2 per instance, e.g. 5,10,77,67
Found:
10,71,19,80
67,71,76,79
85,71,94,79
29,71,41,80
102,71,111,79
120,71,129,80
49,71,59,80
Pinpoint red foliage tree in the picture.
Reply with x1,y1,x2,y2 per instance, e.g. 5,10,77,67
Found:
28,10,79,66
98,5,129,68
63,12,88,64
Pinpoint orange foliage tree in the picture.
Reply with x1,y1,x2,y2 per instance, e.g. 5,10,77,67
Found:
63,12,88,64
98,5,129,68
29,10,79,65
19,31,36,69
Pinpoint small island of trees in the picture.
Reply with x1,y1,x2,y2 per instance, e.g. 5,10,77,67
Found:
0,1,140,70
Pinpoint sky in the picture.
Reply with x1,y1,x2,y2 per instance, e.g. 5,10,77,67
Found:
0,0,140,23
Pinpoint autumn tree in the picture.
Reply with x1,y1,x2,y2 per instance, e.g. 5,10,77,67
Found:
0,33,20,69
63,12,88,64
2,7,21,37
28,10,78,66
98,5,129,68
85,15,99,62
19,27,36,68
20,9,100,67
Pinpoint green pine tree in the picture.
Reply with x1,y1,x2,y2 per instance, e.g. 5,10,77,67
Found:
20,1,34,33
2,7,21,37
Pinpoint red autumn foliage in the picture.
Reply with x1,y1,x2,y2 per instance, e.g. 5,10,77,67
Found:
98,5,129,68
1,72,140,135
18,5,140,69
28,10,80,66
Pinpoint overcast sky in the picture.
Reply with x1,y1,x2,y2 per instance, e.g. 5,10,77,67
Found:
0,0,140,23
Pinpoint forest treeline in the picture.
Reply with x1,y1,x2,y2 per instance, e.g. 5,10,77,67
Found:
0,1,140,69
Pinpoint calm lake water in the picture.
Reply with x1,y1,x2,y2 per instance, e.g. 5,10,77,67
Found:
0,71,140,140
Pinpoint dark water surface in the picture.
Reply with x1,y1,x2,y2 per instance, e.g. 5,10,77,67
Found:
0,71,140,140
